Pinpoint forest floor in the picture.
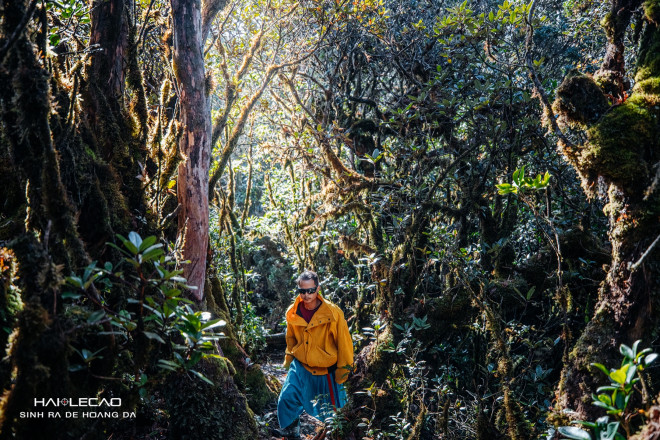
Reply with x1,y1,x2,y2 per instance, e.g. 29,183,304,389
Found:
259,351,324,440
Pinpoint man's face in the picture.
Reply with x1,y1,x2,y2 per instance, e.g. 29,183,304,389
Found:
298,279,318,306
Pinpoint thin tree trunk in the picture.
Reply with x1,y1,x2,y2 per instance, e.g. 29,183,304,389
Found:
171,0,211,301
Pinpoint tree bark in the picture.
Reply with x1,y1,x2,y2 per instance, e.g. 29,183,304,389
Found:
88,0,128,100
171,0,212,301
594,0,642,96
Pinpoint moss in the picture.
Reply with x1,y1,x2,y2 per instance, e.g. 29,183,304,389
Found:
0,248,22,390
582,93,658,189
406,404,427,440
0,234,82,439
600,11,614,30
242,365,277,413
553,71,610,125
636,22,660,80
555,308,619,419
162,357,258,440
644,0,660,24
216,333,275,413
126,20,148,142
594,70,623,97
635,76,660,97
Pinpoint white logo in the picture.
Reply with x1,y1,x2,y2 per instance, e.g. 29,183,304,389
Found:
33,398,121,407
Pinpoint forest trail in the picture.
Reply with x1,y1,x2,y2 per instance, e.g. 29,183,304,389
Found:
260,352,324,439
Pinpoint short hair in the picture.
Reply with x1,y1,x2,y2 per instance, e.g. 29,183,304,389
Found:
296,270,319,287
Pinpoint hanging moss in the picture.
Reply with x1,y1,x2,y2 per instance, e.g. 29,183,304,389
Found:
126,19,148,143
0,234,83,439
0,249,22,391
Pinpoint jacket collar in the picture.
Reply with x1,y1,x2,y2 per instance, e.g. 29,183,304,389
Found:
286,293,336,326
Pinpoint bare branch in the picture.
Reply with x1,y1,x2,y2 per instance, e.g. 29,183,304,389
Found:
524,0,575,149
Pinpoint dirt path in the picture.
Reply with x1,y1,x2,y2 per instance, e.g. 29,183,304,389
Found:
258,352,324,439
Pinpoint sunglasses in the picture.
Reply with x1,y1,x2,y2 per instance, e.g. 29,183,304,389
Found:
297,287,317,295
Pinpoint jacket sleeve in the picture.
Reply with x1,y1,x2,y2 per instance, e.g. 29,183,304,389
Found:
283,321,296,369
335,310,354,384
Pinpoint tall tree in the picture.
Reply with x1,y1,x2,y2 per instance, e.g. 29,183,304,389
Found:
171,0,212,301
547,0,660,417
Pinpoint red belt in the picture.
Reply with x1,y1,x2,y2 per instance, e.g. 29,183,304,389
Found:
325,373,337,409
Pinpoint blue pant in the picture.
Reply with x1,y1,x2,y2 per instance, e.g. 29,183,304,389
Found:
278,359,347,429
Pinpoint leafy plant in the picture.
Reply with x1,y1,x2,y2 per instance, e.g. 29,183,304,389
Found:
558,340,657,439
64,232,226,387
496,165,551,195
237,301,267,359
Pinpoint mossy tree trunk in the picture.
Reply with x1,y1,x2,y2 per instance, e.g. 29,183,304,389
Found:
0,0,268,437
0,0,93,435
552,0,660,418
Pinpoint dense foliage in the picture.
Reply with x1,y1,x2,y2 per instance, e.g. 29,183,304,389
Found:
1,0,659,438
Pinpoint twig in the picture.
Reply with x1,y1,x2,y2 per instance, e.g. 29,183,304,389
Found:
629,233,660,272
137,0,157,51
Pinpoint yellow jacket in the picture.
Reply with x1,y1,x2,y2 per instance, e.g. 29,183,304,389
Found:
283,293,354,384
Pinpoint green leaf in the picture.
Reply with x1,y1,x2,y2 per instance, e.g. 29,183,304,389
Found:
632,340,641,357
87,310,106,324
591,363,610,377
512,168,521,186
645,353,658,366
597,393,612,406
106,241,132,257
496,183,517,195
128,231,143,250
625,361,637,383
592,401,615,411
542,171,551,185
637,348,652,361
557,426,592,440
609,364,629,384
157,359,179,371
596,386,618,393
139,235,157,252
202,319,227,331
143,331,165,344
602,421,620,440
66,276,83,289
141,244,164,262
190,369,214,386
115,234,138,255
619,344,633,360
61,291,82,299
613,389,625,409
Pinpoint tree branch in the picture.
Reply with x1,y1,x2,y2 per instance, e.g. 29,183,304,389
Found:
524,0,575,149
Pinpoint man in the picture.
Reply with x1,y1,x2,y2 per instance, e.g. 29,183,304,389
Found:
273,270,354,440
